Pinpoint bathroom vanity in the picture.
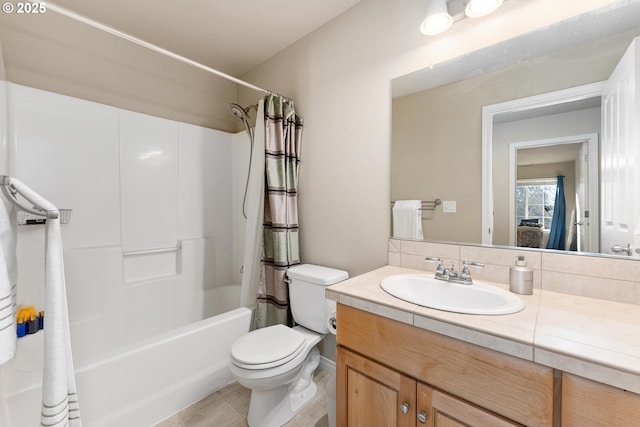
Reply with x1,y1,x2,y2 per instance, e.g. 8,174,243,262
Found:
327,266,640,427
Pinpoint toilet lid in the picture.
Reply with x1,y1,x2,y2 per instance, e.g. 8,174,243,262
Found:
231,324,307,369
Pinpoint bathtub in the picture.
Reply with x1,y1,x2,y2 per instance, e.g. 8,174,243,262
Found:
0,239,252,426
0,305,251,427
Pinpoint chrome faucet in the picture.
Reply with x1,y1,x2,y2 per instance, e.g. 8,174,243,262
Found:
425,257,445,279
459,260,484,284
445,261,459,281
425,258,484,285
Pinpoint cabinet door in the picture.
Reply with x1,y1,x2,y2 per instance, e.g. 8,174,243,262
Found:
562,374,640,427
417,383,522,427
337,346,416,427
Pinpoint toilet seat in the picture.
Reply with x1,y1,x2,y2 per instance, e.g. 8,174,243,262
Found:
231,324,307,370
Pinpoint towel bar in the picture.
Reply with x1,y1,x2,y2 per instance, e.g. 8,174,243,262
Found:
391,199,441,211
124,246,181,256
1,175,73,225
1,175,58,218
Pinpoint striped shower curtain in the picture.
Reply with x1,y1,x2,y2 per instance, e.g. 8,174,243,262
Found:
252,94,303,330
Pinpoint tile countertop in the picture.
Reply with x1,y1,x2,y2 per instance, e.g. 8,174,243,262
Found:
326,265,640,394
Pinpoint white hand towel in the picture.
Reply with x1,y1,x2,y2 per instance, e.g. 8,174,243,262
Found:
392,200,424,240
6,177,82,426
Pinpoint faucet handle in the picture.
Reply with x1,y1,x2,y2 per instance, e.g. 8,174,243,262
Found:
425,257,443,266
463,260,484,269
425,257,445,277
460,261,484,283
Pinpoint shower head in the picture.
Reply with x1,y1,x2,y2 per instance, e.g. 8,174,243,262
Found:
228,102,257,140
228,103,258,121
228,103,250,121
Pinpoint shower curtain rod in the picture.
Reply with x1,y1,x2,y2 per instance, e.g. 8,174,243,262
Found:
46,2,283,98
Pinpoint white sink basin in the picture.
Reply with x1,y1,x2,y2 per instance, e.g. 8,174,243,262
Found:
380,274,524,315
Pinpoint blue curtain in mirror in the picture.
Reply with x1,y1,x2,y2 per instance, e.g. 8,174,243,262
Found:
546,176,566,250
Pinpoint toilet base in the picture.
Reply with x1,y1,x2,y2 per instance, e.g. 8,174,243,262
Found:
247,347,321,427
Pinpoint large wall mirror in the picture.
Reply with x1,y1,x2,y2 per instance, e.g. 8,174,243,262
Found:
391,1,640,259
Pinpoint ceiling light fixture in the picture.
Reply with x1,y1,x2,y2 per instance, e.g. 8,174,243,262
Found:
420,0,506,35
420,0,453,36
464,0,504,18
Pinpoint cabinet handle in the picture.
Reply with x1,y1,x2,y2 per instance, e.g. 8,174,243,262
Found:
400,402,410,414
417,411,428,424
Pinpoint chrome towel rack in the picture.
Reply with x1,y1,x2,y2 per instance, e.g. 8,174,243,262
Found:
1,175,72,224
391,199,441,211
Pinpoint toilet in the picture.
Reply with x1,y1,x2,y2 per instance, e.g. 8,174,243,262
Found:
230,264,348,427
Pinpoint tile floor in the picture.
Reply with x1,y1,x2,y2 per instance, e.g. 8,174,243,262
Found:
155,369,332,427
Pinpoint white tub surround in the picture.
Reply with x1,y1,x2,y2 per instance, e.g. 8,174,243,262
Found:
327,265,640,394
0,83,253,427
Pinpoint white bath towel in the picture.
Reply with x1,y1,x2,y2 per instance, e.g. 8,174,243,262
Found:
42,216,81,426
0,190,17,365
392,200,424,239
7,177,82,426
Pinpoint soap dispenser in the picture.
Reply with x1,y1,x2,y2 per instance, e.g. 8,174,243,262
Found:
510,255,533,295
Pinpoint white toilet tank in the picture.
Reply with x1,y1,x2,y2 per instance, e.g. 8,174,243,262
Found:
287,264,348,333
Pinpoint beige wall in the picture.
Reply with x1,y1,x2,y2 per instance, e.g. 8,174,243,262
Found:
238,0,623,278
0,10,241,132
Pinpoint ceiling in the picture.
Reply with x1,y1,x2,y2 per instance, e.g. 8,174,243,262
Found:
0,0,363,130
44,0,362,77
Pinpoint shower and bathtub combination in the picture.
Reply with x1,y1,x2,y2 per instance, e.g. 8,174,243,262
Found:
0,5,302,425
0,82,262,426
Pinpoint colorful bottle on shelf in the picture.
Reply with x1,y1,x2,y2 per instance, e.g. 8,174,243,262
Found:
38,311,45,330
15,305,45,337
26,315,38,334
16,319,26,338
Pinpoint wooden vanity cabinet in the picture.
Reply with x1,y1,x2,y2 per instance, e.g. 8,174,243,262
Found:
338,346,522,427
561,373,640,427
336,304,554,427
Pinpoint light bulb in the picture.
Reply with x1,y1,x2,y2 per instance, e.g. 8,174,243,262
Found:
420,0,453,35
420,13,453,35
465,0,504,18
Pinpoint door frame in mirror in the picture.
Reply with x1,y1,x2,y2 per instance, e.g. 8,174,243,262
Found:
481,81,606,245
507,133,599,249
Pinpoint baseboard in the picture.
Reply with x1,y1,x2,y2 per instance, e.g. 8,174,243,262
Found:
319,355,336,375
